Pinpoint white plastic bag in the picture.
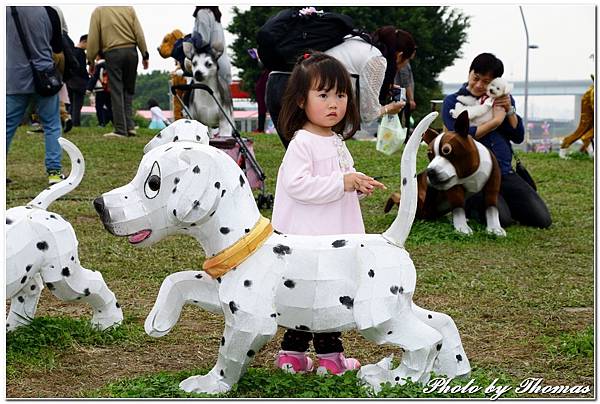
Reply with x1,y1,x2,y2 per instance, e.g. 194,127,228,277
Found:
376,114,407,155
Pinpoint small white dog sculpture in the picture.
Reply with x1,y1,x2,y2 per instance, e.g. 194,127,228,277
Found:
6,138,123,332
94,113,470,395
183,45,234,137
450,77,513,126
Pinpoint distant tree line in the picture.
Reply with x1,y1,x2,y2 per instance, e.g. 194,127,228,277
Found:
133,70,172,111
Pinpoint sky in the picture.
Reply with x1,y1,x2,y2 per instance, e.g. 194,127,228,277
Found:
51,3,597,119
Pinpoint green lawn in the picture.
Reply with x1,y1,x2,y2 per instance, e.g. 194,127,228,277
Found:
5,124,594,398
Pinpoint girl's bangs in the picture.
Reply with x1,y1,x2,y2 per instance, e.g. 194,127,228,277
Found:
311,61,352,95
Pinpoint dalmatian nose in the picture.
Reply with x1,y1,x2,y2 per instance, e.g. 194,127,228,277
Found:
93,197,106,217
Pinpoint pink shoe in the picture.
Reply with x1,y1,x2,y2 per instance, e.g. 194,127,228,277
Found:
316,352,361,376
276,350,314,374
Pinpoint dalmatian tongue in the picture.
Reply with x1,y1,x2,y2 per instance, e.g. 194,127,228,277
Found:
128,229,152,244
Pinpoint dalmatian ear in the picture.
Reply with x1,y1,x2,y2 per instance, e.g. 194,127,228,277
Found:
168,148,221,224
183,41,194,60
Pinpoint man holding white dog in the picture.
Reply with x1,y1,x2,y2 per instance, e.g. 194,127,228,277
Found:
87,6,149,138
442,52,551,229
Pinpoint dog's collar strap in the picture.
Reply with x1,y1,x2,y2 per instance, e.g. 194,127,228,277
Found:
202,216,273,278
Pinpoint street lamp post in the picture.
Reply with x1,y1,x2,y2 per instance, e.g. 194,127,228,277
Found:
519,6,538,149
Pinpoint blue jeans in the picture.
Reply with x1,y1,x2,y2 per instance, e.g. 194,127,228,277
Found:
7,93,62,172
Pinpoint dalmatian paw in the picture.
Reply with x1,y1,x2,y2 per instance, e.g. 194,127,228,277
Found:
357,355,396,396
179,372,231,395
91,303,124,331
486,226,506,237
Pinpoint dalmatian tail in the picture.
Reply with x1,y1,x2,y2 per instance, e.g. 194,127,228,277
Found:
29,138,85,210
382,112,438,247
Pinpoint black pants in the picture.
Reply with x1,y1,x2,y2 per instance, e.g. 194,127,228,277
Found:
67,87,86,126
281,329,344,354
95,91,113,126
265,72,290,148
466,172,552,228
105,46,138,135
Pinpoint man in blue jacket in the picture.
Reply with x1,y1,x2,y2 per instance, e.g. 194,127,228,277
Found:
442,53,551,228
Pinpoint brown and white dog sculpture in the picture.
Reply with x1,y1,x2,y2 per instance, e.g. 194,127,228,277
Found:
385,110,506,236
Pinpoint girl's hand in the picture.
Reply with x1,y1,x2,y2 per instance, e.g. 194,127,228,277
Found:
344,173,387,195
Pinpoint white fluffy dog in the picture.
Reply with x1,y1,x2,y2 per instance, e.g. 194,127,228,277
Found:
6,138,123,332
183,45,234,138
94,113,470,395
450,77,513,126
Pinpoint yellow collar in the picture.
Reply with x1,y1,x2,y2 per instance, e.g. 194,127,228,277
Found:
202,216,273,279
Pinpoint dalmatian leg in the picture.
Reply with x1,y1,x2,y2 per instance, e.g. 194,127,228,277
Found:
145,270,221,337
411,304,471,378
452,207,473,235
42,263,123,331
6,273,44,332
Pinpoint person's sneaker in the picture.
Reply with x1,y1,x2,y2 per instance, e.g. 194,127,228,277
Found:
275,350,314,374
63,117,73,133
104,131,128,138
47,171,65,185
316,352,360,376
558,147,570,160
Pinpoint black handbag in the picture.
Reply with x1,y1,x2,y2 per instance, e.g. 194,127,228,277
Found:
11,6,63,97
513,148,537,191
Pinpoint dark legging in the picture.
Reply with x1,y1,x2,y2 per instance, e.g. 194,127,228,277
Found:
466,172,552,228
281,329,344,354
265,71,290,148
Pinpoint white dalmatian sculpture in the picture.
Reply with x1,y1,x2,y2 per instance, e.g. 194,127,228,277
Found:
94,112,471,395
6,138,123,332
143,118,210,153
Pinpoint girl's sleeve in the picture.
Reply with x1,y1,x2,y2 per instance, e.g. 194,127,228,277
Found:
279,139,345,205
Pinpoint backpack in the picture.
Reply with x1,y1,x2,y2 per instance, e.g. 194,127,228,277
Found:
257,8,370,72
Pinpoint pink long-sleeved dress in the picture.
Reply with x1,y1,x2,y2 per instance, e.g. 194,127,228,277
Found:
271,129,365,235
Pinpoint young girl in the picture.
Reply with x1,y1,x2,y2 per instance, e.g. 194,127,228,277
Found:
147,98,170,130
271,52,386,375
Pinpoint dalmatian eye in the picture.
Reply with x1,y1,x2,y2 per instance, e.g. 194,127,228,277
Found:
441,144,452,155
144,162,161,199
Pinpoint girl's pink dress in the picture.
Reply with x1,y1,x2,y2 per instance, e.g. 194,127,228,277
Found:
271,129,365,235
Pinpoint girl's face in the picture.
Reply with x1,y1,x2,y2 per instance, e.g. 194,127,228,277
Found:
467,70,495,97
301,82,348,136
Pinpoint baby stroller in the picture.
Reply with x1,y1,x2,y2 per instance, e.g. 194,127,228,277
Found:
171,83,274,209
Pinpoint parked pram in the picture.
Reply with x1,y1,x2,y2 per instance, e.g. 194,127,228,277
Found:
171,83,274,209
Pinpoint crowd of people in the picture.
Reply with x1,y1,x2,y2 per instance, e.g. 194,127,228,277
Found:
7,5,556,378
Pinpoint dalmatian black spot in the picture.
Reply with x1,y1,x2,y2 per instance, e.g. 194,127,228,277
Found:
209,211,216,217
414,173,417,178
174,177,180,184
339,296,354,309
6,218,12,225
36,241,48,251
436,343,442,351
284,279,295,288
20,276,27,284
18,296,24,303
38,202,43,205
229,301,238,314
172,187,177,193
190,223,197,227
402,177,407,186
62,267,70,277
193,300,198,303
390,285,399,295
244,280,252,287
221,189,226,197
30,285,36,291
192,200,200,209
184,147,192,150
332,239,347,248
239,175,245,187
244,228,250,233
399,286,404,294
395,376,400,381
165,146,173,152
220,227,230,234
173,136,179,141
173,209,177,216
220,370,225,377
26,264,32,272
295,325,310,331
76,158,81,164
196,135,201,141
273,244,291,256
270,313,277,318
428,314,433,319
195,273,203,279
221,337,225,346
368,269,375,278
273,229,282,235
247,350,255,357
157,133,163,138
217,277,222,283
46,282,55,290
84,288,91,296
116,302,121,308
71,256,75,261
50,214,57,219
214,181,221,189
456,354,462,362
360,244,364,247
387,331,393,335
193,165,200,174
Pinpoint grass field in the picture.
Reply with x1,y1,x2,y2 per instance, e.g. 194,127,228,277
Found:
5,124,595,398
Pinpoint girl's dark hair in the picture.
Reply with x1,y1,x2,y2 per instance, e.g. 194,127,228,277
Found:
278,51,360,143
469,53,504,78
147,98,159,109
193,6,221,22
371,26,416,104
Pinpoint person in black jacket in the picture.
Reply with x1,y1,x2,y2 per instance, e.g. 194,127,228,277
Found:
67,34,90,127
